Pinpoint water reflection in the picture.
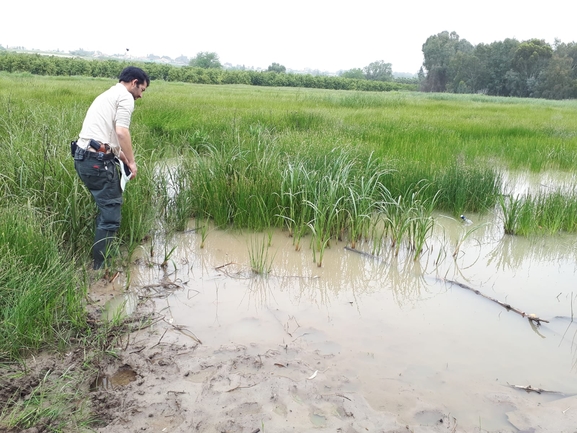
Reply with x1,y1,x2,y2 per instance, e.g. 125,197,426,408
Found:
132,213,577,316
489,233,577,270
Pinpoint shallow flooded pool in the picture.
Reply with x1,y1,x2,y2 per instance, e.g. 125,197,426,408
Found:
108,206,577,431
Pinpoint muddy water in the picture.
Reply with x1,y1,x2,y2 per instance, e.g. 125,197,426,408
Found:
503,170,577,196
112,211,577,431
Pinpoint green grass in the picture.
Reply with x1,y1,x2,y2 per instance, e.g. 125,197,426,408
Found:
0,205,86,361
499,188,577,236
248,235,276,275
2,72,577,361
2,68,577,433
2,366,94,431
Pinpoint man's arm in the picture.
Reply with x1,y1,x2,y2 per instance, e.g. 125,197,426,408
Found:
116,125,137,179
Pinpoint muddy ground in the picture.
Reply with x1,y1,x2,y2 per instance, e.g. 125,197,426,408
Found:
2,269,577,433
84,293,577,433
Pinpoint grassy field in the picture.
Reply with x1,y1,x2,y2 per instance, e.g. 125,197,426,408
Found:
2,71,577,358
2,71,577,430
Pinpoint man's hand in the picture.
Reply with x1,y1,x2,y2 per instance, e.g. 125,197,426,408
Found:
127,161,137,179
119,151,137,179
116,126,137,179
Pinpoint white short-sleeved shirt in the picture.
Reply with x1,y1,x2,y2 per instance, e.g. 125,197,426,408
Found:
77,83,134,155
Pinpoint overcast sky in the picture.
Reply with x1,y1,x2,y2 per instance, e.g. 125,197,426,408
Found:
1,0,574,74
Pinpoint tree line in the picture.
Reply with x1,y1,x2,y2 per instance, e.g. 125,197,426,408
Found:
0,52,416,93
3,31,577,99
421,31,577,99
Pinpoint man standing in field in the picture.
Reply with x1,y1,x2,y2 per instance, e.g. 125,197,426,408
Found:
73,66,149,270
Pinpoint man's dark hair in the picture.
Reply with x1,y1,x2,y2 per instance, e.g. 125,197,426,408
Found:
119,66,150,86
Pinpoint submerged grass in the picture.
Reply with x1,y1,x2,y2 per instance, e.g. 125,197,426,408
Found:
248,235,276,275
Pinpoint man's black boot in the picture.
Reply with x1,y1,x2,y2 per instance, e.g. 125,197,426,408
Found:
93,229,116,270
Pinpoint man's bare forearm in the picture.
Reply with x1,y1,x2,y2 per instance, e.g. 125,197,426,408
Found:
116,126,137,177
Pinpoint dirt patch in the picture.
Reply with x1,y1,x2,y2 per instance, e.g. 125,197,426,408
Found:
88,323,415,433
0,345,107,433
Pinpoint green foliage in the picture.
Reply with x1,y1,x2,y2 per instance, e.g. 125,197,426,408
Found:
537,56,577,99
267,62,286,73
2,73,577,361
0,205,86,360
0,52,417,93
248,236,276,275
499,189,577,236
422,31,474,92
421,32,577,99
363,60,393,81
188,51,222,69
340,68,365,80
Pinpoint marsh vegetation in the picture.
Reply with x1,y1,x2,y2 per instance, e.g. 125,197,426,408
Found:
2,72,577,430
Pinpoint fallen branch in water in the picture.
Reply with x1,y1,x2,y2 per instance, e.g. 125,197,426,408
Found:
162,318,203,345
344,246,383,260
138,280,184,297
507,383,559,394
445,279,549,324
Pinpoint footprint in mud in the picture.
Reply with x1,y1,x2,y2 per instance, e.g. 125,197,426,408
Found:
310,411,328,427
91,364,137,390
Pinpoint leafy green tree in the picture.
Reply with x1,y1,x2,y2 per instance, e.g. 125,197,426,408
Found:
554,40,577,72
266,62,286,73
363,60,393,81
421,31,473,92
189,51,222,69
447,51,483,93
339,68,365,80
510,39,553,96
536,55,577,99
480,38,519,96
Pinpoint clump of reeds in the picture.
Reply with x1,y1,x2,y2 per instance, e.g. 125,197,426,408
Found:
248,235,276,275
377,181,438,260
499,188,577,236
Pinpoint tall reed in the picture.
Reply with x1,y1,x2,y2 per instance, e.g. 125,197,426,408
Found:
0,205,86,361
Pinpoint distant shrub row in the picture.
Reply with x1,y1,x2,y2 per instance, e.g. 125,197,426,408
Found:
0,52,417,92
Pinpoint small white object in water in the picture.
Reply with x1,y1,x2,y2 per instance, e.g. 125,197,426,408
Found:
460,215,473,225
307,370,318,380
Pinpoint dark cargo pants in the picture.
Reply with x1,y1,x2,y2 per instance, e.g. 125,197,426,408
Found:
74,147,123,269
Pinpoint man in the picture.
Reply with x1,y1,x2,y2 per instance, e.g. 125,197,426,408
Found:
73,66,150,270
